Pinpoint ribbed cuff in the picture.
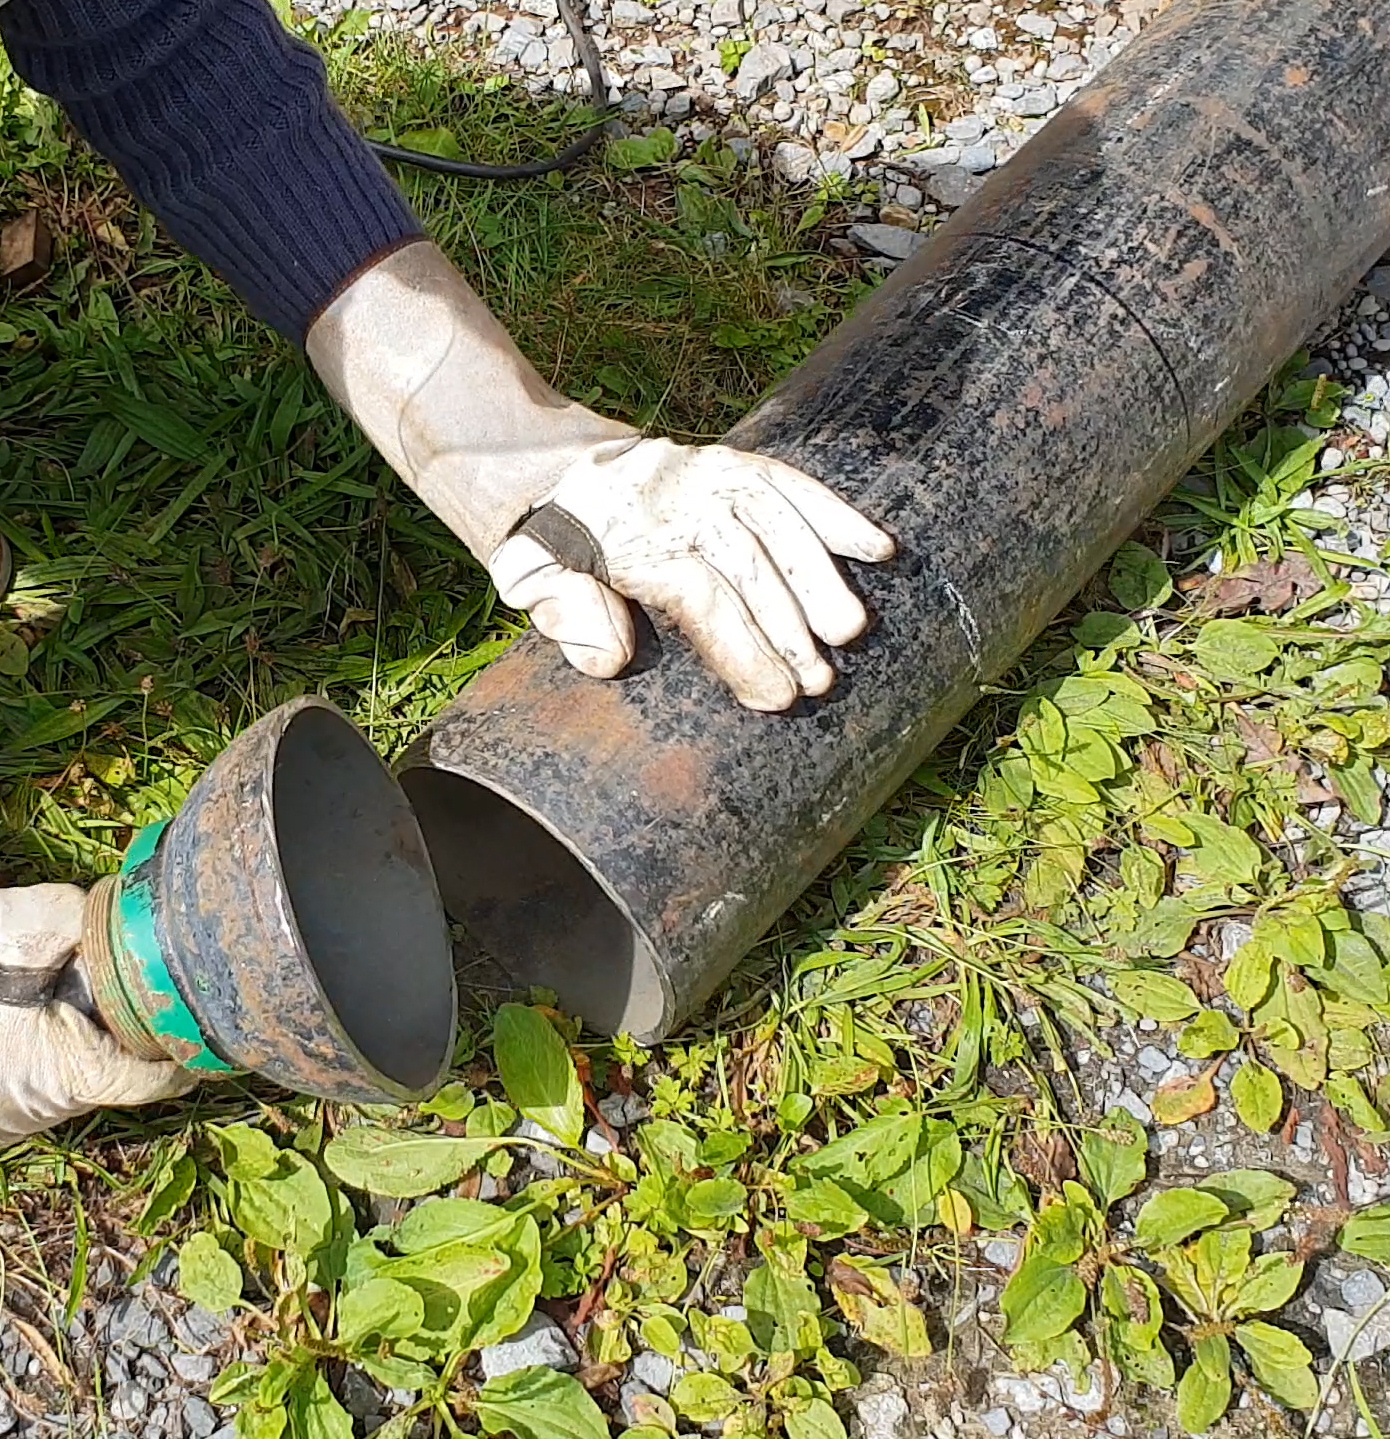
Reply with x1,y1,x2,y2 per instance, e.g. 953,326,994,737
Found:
0,0,425,342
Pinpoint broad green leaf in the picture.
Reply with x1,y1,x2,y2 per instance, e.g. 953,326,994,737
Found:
235,1403,288,1439
688,1311,754,1371
377,1213,542,1354
699,1131,751,1167
809,1055,880,1096
1078,1109,1148,1210
828,1257,931,1357
1109,970,1200,1022
1330,1026,1374,1071
952,1149,1034,1230
1233,1322,1318,1409
1255,906,1324,969
1112,1330,1175,1389
493,1004,584,1148
1341,1203,1390,1263
1178,1009,1240,1059
1032,1186,1097,1266
1326,1072,1390,1135
1193,1170,1295,1231
999,1254,1085,1347
1323,930,1390,1004
669,1373,742,1424
1230,1253,1303,1317
392,1197,521,1252
337,1278,425,1349
1109,541,1172,610
639,1315,684,1357
1133,1189,1228,1250
1115,896,1202,958
0,631,29,678
607,127,679,171
1193,618,1279,678
1223,937,1277,1011
1177,1337,1231,1434
793,1110,920,1190
1231,1061,1282,1133
419,1082,476,1121
477,1367,610,1439
210,1363,260,1407
878,1119,962,1224
684,1177,747,1222
1073,611,1141,650
744,1259,822,1357
177,1234,242,1313
1330,753,1384,825
324,1127,500,1198
466,1100,517,1139
137,1154,197,1235
396,127,467,161
213,1123,280,1181
287,1372,353,1439
1101,1264,1163,1350
1191,1226,1250,1310
357,1354,438,1392
1180,812,1263,887
783,1397,847,1439
228,1151,333,1258
786,1179,870,1239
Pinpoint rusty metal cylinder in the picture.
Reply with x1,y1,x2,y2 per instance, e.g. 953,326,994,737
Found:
399,0,1390,1042
85,698,456,1103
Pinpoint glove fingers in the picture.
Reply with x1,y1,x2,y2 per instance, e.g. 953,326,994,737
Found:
0,884,86,970
491,534,635,679
752,455,896,563
653,557,803,712
701,516,836,697
731,487,871,649
49,1006,198,1111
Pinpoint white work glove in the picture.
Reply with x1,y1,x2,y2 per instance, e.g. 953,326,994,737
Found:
0,885,195,1150
306,241,894,712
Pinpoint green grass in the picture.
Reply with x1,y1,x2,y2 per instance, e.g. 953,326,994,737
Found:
0,33,864,881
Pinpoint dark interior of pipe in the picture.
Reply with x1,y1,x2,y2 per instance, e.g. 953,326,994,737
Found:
399,767,666,1037
272,708,455,1089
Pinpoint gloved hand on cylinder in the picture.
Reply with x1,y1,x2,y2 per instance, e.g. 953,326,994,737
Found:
1,0,893,713
0,885,195,1151
307,243,895,712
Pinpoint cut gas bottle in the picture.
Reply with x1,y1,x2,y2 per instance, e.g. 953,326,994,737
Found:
84,696,456,1104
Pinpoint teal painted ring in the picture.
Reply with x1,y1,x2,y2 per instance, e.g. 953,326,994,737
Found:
117,822,237,1075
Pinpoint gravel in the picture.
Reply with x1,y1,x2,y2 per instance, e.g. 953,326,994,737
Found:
478,1312,579,1378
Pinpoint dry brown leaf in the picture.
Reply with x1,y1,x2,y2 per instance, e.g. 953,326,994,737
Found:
1199,555,1319,616
1233,710,1285,765
1151,1062,1221,1126
1012,1129,1076,1193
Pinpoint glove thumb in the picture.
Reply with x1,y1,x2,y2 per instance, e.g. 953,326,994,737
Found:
46,1002,199,1111
490,533,635,679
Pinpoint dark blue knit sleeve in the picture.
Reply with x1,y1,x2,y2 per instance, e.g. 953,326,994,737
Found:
0,0,425,342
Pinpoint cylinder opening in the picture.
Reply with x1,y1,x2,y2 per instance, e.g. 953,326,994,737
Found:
271,707,456,1092
399,767,668,1039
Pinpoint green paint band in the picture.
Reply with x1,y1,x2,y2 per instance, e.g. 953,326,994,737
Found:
117,822,237,1075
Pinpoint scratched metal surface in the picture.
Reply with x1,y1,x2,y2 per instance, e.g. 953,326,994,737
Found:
402,0,1390,1041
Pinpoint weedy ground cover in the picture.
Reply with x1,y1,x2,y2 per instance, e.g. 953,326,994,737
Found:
4,22,1390,1439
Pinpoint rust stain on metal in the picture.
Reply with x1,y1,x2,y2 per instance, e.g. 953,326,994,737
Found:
1168,189,1242,260
637,747,710,814
1156,256,1211,302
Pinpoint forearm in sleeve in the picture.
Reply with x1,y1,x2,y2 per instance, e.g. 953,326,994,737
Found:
0,0,426,341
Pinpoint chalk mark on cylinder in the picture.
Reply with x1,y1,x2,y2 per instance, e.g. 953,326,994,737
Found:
960,231,1194,444
940,578,983,678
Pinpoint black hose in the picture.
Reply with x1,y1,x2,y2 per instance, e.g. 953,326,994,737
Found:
366,0,610,180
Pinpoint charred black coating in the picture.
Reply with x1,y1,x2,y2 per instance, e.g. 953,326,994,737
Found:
400,0,1390,1042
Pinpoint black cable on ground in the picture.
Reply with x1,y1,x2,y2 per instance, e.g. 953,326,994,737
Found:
365,0,610,180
